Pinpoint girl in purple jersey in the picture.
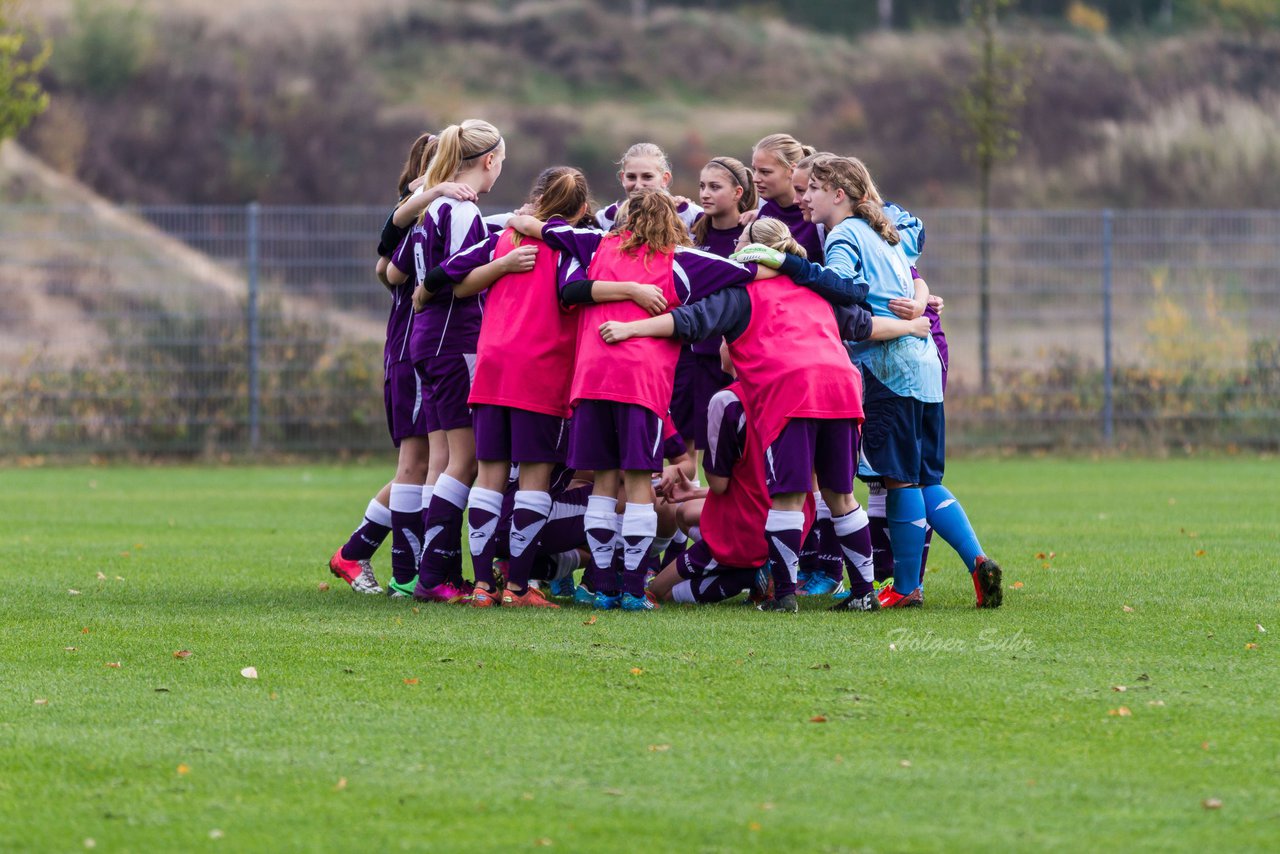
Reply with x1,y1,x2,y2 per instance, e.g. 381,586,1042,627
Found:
386,119,508,603
329,132,479,598
748,133,826,263
595,142,700,233
670,156,758,485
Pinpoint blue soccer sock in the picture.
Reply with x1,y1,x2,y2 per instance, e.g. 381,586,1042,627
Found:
921,484,984,573
886,487,927,594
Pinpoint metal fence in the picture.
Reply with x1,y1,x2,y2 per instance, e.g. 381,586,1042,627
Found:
1,204,1277,456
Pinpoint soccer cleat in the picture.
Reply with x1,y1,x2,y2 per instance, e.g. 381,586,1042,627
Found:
470,586,503,608
329,549,382,594
412,581,471,604
973,556,1003,609
747,565,774,606
549,575,576,598
573,584,597,607
797,574,845,597
829,590,881,612
592,591,622,611
876,585,924,609
796,569,814,590
620,592,659,611
756,593,799,613
501,586,560,608
831,588,852,602
386,578,416,599
873,577,893,593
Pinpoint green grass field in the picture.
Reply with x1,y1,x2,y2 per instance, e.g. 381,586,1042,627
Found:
3,458,1277,852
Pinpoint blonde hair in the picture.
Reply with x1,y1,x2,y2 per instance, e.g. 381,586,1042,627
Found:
808,156,900,246
423,119,503,191
795,150,835,174
752,133,816,171
744,217,807,259
618,142,672,174
690,156,757,245
616,188,692,260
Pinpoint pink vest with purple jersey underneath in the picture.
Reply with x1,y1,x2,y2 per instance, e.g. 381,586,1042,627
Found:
700,383,815,568
468,231,577,418
571,233,680,418
727,275,864,450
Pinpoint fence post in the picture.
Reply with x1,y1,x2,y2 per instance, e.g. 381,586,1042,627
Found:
1102,208,1114,445
247,202,261,453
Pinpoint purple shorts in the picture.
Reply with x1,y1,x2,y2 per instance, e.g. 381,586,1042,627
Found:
765,417,858,496
473,404,568,464
383,360,430,446
568,400,665,473
676,539,758,576
416,354,476,433
669,350,733,448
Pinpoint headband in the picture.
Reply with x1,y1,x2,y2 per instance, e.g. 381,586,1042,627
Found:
462,137,503,160
709,158,745,189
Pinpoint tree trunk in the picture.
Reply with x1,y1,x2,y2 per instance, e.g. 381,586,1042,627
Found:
878,0,894,31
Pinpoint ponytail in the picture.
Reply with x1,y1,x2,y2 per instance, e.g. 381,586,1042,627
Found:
809,155,899,246
422,119,503,194
745,217,807,259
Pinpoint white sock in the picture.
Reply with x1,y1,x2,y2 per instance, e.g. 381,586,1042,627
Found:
765,509,806,583
814,491,832,521
672,529,688,546
465,487,505,559
433,474,470,510
509,490,553,558
651,534,673,560
671,580,695,604
585,495,619,570
621,502,658,573
390,483,421,514
365,498,393,528
688,525,701,543
833,506,874,583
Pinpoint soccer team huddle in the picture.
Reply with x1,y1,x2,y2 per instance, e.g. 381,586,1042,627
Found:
326,119,1004,614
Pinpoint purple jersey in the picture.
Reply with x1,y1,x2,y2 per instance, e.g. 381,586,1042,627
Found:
596,198,701,233
690,217,744,355
443,230,586,292
541,221,756,305
759,200,825,264
403,197,488,362
704,387,746,478
384,233,417,372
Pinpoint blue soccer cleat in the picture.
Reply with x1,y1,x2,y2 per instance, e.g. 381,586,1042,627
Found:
592,591,622,610
620,592,659,611
549,575,576,598
797,574,845,597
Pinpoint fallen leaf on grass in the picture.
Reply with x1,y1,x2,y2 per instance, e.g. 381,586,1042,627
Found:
748,822,761,832
1147,700,1165,707
65,647,77,652
1122,605,1135,613
173,650,192,659
535,839,553,847
335,777,347,791
1202,798,1223,810
1049,551,1056,558
1195,549,1206,557
1112,685,1127,692
68,589,80,596
177,764,190,775
630,667,644,675
584,615,598,625
520,792,534,801
104,662,121,669
809,715,828,723
209,829,224,839
1012,582,1024,589
240,667,258,679
1258,624,1267,633
809,663,830,670
1245,643,1258,650
83,840,95,849
760,802,775,811
96,572,107,581
1202,742,1211,750
900,760,912,768
403,678,419,685
1035,552,1046,560
1107,707,1132,717
603,788,625,797
81,627,91,634
648,744,671,752
317,582,330,592
34,699,48,706
115,576,124,582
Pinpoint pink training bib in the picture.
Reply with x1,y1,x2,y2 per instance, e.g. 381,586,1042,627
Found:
728,275,864,449
468,230,577,418
571,233,681,418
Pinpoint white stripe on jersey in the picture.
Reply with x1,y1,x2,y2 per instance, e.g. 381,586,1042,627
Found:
672,262,691,300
